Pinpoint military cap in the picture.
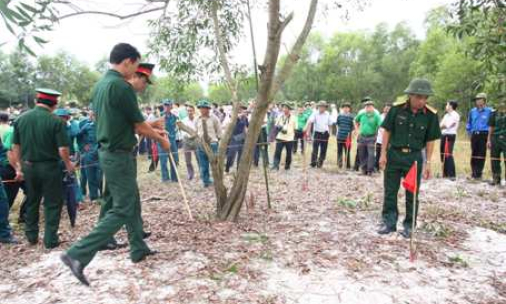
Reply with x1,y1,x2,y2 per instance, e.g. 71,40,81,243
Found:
364,100,375,106
361,96,373,103
317,100,328,107
162,99,174,106
474,92,487,100
136,63,155,84
341,102,352,108
197,99,212,109
55,108,71,117
35,88,61,106
404,78,434,96
281,101,293,110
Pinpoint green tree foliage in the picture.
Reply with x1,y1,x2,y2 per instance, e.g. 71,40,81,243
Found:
0,49,35,107
282,22,418,109
208,74,258,104
150,76,205,104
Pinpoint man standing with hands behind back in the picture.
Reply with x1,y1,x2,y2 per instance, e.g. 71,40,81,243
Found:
61,43,171,286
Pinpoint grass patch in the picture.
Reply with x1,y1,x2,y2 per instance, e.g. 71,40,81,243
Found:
242,232,269,244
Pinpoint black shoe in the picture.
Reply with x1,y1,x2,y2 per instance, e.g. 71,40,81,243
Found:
489,180,501,186
378,225,396,235
132,250,159,264
143,231,151,239
60,253,89,286
28,239,38,246
0,236,19,244
400,228,412,239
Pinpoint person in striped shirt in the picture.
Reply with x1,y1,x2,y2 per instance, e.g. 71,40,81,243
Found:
336,103,354,169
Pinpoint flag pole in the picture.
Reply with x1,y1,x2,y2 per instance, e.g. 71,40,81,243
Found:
168,151,193,220
409,160,418,262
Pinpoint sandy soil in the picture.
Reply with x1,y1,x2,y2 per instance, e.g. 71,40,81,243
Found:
0,162,505,304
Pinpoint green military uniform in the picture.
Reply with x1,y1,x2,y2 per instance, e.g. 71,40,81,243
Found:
489,100,506,184
380,79,441,234
66,69,150,266
12,89,69,249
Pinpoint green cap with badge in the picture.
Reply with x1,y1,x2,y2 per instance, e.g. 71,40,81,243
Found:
404,78,434,96
197,99,212,109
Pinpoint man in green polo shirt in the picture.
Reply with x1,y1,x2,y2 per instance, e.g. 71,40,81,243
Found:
11,88,74,249
61,43,170,286
378,78,441,238
354,100,382,175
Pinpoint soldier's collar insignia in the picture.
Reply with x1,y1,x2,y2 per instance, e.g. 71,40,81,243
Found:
425,104,437,114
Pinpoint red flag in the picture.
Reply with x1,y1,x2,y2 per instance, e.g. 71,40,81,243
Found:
151,142,159,163
402,162,418,193
444,138,450,158
345,134,352,150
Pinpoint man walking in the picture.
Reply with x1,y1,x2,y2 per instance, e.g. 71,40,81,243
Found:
466,93,492,181
378,78,441,237
305,101,333,168
61,43,170,286
11,88,74,248
159,100,179,182
355,100,382,175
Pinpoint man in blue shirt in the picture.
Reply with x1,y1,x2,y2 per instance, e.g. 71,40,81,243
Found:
466,93,493,180
159,99,179,182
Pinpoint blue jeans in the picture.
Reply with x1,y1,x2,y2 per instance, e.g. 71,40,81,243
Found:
197,143,218,187
159,139,179,182
82,151,102,200
0,180,12,240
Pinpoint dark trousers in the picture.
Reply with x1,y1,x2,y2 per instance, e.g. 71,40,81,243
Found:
0,164,25,209
353,146,360,171
337,140,351,169
358,135,376,173
311,131,329,168
226,139,244,172
375,143,382,172
382,149,423,230
471,132,488,178
293,130,305,154
491,136,506,182
22,161,64,249
273,140,293,170
67,151,149,266
440,134,456,178
63,173,78,227
254,128,269,167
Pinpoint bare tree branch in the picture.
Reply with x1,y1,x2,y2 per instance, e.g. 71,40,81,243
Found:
270,0,319,99
58,6,166,21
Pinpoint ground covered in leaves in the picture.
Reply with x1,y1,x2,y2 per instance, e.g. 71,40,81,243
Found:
0,156,505,304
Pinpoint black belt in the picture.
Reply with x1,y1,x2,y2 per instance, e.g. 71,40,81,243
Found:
101,148,135,154
392,147,421,153
472,131,488,135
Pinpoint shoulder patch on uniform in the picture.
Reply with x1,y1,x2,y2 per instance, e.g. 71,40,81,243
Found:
425,104,437,114
393,100,407,107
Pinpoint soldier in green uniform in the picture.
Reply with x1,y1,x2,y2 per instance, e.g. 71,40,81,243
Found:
11,88,74,249
60,43,170,286
378,78,441,238
487,97,506,186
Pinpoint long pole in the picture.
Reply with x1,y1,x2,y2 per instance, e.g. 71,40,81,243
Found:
168,151,193,220
247,0,271,208
409,161,418,262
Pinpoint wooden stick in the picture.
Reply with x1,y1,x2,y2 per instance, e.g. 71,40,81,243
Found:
168,151,193,220
302,136,308,191
410,160,418,263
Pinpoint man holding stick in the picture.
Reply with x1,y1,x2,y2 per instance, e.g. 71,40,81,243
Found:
61,43,170,286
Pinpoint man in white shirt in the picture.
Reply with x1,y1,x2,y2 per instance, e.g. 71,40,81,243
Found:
181,105,199,180
440,100,460,180
305,101,333,168
375,103,392,171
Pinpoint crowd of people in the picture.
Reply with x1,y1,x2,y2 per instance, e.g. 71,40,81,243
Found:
0,42,504,286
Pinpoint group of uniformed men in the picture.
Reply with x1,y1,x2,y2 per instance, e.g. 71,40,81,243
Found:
0,42,505,286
